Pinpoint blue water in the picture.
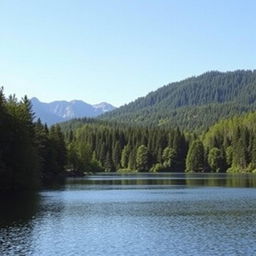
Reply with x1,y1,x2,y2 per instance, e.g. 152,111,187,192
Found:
1,173,256,256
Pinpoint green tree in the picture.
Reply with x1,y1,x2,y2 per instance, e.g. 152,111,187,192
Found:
208,147,224,172
67,142,80,171
250,137,256,169
150,163,163,172
128,149,136,170
186,140,205,172
136,145,149,171
76,142,92,171
121,145,130,168
104,152,114,172
162,147,176,169
225,146,233,167
112,142,121,170
232,136,247,169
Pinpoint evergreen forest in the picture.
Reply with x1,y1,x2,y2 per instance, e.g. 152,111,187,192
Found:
2,70,256,191
63,112,256,175
101,70,256,130
0,88,67,191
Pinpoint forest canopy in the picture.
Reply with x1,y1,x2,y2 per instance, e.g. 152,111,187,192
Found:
0,88,67,191
100,70,256,130
63,111,256,174
2,72,256,192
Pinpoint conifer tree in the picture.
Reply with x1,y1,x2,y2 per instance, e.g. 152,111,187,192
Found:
162,147,176,169
186,140,205,172
112,142,121,170
121,145,130,168
128,149,136,170
136,145,149,171
208,147,224,172
250,137,256,169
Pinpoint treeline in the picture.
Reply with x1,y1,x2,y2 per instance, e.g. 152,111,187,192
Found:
202,112,256,173
65,111,256,174
65,124,189,173
0,88,67,191
100,70,256,130
2,88,256,192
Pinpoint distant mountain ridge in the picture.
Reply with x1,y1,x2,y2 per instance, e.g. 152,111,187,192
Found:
100,70,256,130
31,97,115,125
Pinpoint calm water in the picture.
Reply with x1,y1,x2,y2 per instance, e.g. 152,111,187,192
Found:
1,173,256,256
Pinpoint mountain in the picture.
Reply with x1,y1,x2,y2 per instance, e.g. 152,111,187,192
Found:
31,97,115,125
93,102,116,113
100,70,256,130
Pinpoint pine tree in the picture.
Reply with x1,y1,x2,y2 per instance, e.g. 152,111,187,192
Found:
186,140,205,172
208,147,224,172
104,152,114,172
162,147,176,169
121,145,130,168
136,145,149,171
112,142,121,170
232,129,247,170
225,146,233,167
128,149,136,170
250,136,256,169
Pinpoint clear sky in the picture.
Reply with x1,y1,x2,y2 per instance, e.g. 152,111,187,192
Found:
0,0,256,106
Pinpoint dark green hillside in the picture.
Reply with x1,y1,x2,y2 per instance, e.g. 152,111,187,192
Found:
100,70,256,130
63,111,256,174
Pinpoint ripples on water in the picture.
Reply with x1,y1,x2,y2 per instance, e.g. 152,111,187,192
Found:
1,173,256,256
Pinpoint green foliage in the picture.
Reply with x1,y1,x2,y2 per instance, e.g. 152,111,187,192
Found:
62,121,189,172
112,142,121,170
136,145,149,171
162,147,176,169
0,88,67,191
100,70,256,130
251,137,256,169
207,147,224,172
128,149,136,170
121,145,130,168
63,110,256,174
225,146,233,167
150,163,164,172
203,112,256,172
186,140,205,172
6,70,256,192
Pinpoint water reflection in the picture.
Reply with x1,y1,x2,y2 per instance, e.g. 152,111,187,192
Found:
66,173,256,189
0,173,256,256
0,192,40,227
0,192,40,255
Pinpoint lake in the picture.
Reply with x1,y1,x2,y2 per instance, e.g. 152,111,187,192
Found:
1,173,256,256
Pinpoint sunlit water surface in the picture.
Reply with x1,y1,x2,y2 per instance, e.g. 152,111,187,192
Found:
1,173,256,256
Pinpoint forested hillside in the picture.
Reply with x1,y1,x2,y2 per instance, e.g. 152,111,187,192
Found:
2,69,256,192
64,111,256,174
100,70,256,130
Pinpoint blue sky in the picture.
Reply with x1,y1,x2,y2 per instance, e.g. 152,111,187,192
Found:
0,0,256,106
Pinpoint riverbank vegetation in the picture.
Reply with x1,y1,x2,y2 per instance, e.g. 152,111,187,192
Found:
1,86,256,191
64,112,256,174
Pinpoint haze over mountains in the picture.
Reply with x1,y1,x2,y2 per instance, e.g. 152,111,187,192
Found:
100,70,256,130
31,97,116,125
